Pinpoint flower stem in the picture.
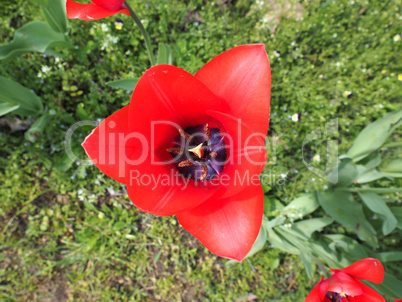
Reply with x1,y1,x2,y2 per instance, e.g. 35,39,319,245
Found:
124,1,156,66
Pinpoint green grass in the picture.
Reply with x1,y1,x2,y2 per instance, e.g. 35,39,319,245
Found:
0,0,401,301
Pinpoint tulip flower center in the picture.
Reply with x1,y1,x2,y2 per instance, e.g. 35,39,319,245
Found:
167,124,226,181
325,291,350,302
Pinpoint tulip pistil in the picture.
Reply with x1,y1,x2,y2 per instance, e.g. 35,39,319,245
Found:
167,124,226,181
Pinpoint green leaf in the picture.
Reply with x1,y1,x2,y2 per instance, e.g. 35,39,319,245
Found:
41,0,68,33
379,159,402,178
0,102,19,117
347,109,402,162
370,272,402,300
25,114,52,142
300,251,313,279
263,221,300,255
0,76,43,116
316,191,377,246
355,166,385,184
389,207,402,230
245,220,267,258
264,196,284,215
280,194,319,218
113,222,126,231
358,192,397,235
157,43,173,65
54,153,74,172
106,78,139,91
329,158,358,187
291,217,334,239
376,252,402,262
0,21,72,60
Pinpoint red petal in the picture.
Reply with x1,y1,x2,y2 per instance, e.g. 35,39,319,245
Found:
125,65,229,215
66,0,129,21
176,184,264,262
91,0,126,11
207,110,267,199
82,106,142,184
395,299,402,302
351,282,386,302
195,44,271,135
319,272,363,300
333,258,384,284
305,277,324,302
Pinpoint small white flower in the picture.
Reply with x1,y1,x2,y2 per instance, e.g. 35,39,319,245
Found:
41,65,51,73
37,72,42,78
279,173,287,179
379,104,384,109
291,114,299,122
313,154,321,162
394,34,401,42
333,33,337,38
100,23,109,32
273,50,280,58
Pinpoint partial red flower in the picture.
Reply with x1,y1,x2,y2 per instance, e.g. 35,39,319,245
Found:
82,44,271,261
66,0,129,21
306,258,385,302
395,299,402,302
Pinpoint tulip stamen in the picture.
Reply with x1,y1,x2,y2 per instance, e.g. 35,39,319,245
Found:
179,128,191,141
168,123,226,181
166,147,185,155
200,165,208,181
178,159,193,167
205,123,211,141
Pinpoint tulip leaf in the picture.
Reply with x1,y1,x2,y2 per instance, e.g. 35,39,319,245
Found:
0,21,72,60
370,273,402,300
245,219,268,259
280,194,319,218
157,43,173,65
389,207,402,230
329,158,358,187
316,191,377,246
358,192,397,235
379,158,402,178
347,109,402,162
264,222,300,255
291,217,334,239
0,76,43,116
355,165,385,184
376,251,402,262
41,0,68,33
0,102,20,117
300,251,313,279
106,78,139,91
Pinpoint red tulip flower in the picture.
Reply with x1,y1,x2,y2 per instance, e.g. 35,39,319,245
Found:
66,0,129,21
395,299,402,302
82,44,271,261
306,258,385,302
